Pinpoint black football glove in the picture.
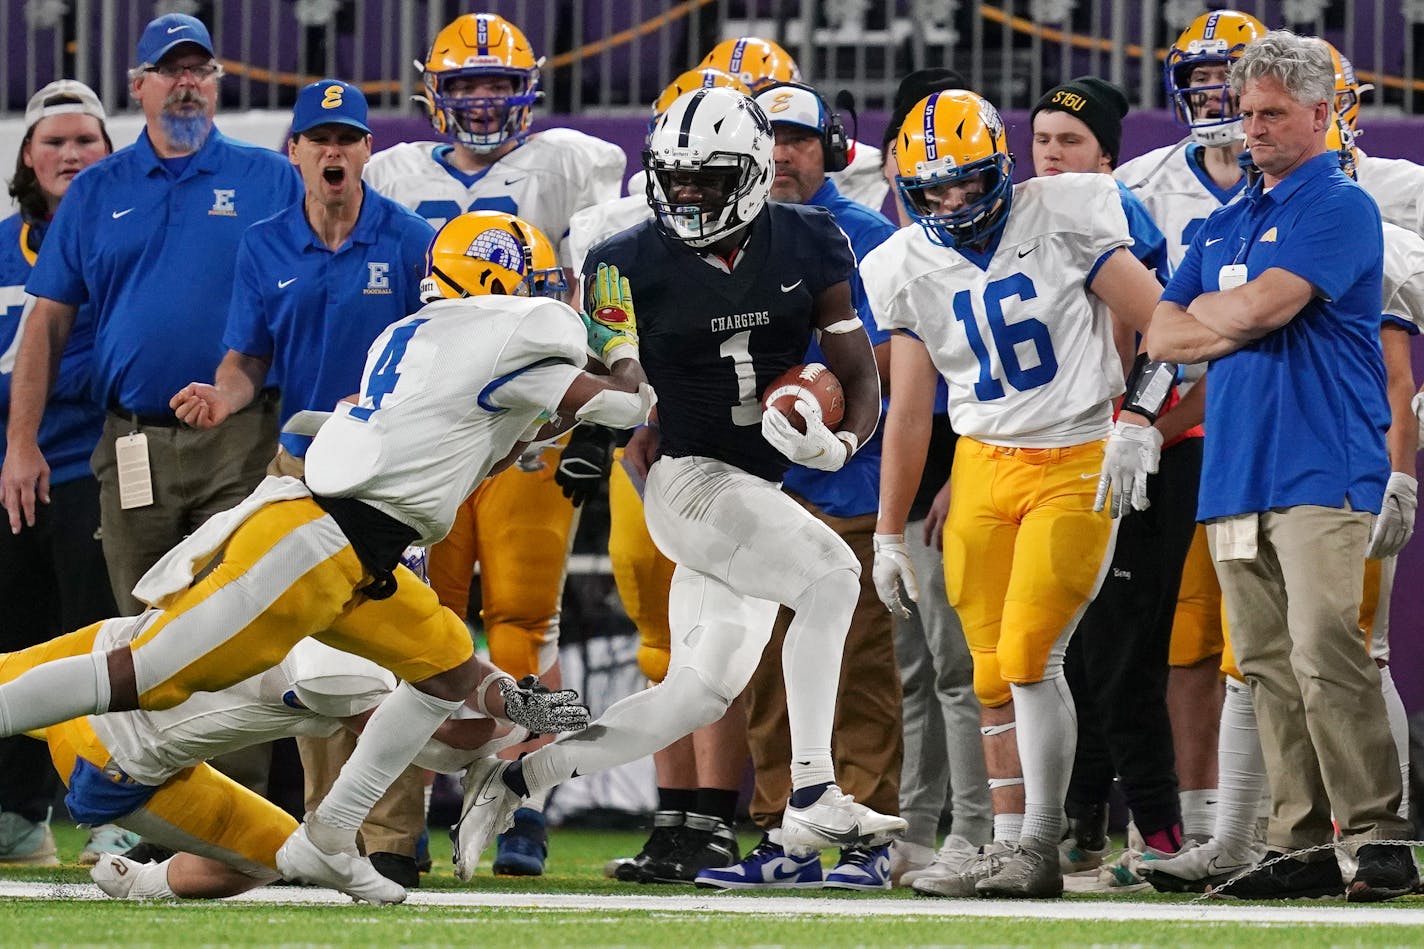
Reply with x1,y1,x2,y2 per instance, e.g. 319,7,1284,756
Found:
555,424,615,507
497,675,590,734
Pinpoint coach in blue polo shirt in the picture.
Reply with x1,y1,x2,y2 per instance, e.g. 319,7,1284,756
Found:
171,78,433,889
1147,32,1413,901
3,13,301,615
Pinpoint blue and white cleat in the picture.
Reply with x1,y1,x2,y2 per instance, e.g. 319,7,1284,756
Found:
824,844,892,891
694,831,822,890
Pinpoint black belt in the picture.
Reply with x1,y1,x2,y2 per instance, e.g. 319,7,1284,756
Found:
108,405,182,428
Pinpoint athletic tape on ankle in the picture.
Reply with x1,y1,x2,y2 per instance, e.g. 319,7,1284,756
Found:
474,671,517,719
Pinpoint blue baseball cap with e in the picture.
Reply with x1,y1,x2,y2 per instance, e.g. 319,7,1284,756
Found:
136,14,214,65
291,79,371,135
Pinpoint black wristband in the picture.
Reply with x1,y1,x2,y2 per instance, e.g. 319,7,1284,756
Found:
1121,353,1177,424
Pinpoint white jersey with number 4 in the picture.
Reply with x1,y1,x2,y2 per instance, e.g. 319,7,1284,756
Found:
1115,141,1244,272
304,296,587,545
365,129,626,266
861,173,1130,447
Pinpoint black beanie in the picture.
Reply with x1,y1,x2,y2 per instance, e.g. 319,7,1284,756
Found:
884,66,968,153
1030,76,1129,166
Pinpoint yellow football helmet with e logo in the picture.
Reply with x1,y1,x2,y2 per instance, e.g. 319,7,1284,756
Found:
1163,9,1267,147
698,36,800,93
894,90,1014,248
419,13,542,153
421,211,567,302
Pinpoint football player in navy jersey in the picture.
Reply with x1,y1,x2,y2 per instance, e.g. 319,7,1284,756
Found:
453,87,906,874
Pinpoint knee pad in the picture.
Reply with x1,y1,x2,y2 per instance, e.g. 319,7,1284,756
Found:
972,650,1011,708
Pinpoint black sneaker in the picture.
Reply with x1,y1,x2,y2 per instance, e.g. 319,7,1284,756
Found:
1348,844,1420,902
648,814,740,884
612,810,685,882
1209,851,1343,900
368,851,421,888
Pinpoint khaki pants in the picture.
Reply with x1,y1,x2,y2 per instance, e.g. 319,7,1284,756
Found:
744,500,903,827
268,446,427,857
1210,505,1409,851
94,392,279,616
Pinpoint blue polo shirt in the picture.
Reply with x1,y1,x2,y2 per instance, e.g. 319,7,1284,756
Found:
0,214,105,485
225,188,433,456
26,127,302,416
782,179,898,518
1117,181,1168,284
1162,151,1388,520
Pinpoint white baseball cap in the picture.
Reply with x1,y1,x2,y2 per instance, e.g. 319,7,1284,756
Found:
753,83,829,135
24,80,107,132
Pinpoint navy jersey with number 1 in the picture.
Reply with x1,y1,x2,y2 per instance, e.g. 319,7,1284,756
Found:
585,202,855,482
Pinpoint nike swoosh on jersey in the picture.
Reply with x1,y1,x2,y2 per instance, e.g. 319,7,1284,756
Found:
503,177,524,186
1017,244,1038,258
781,280,803,292
1205,237,1224,246
1080,472,1101,479
111,208,134,219
278,277,298,289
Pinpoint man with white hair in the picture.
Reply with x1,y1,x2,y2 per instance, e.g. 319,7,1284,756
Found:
1147,30,1415,902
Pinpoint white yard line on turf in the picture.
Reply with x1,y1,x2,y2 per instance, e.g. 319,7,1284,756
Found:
3,882,1424,925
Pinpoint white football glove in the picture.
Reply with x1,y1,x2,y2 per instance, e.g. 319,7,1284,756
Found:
872,533,919,618
760,399,853,472
1367,472,1418,560
1093,420,1164,518
1413,390,1424,446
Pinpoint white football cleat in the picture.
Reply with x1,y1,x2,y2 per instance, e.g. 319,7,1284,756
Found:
453,757,521,881
780,785,907,856
276,823,406,906
901,834,979,888
90,854,143,899
1141,837,1263,893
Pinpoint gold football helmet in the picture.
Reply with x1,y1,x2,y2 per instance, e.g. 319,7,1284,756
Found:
894,90,1014,248
422,211,566,301
419,13,541,152
698,37,800,93
1163,10,1267,147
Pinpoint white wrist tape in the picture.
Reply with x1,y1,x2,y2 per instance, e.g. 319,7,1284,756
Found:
820,317,864,335
474,671,516,719
575,381,656,428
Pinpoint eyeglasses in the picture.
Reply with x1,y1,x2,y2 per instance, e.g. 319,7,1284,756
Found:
143,62,223,81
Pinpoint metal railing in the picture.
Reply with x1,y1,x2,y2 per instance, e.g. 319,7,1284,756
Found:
6,1,1424,118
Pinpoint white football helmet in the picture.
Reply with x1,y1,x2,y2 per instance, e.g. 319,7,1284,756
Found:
642,86,774,248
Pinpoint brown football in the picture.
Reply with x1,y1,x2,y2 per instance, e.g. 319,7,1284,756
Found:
760,363,845,434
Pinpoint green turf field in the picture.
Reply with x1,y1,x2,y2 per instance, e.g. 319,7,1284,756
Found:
2,822,1423,947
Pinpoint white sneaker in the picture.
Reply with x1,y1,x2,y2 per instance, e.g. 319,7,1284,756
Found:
275,824,406,906
781,786,907,857
453,758,521,881
1141,837,1263,894
901,834,978,888
91,854,143,899
889,840,934,886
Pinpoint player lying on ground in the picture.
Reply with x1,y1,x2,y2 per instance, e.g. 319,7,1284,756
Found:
2,590,589,900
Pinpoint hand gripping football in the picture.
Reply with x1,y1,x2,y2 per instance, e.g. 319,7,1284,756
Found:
760,363,845,434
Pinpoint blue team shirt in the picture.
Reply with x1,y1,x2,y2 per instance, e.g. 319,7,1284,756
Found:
224,189,433,456
1162,151,1389,520
0,214,105,484
26,127,302,415
1116,180,1168,284
782,179,898,517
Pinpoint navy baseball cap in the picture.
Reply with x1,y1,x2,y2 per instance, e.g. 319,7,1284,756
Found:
136,14,214,65
291,79,371,135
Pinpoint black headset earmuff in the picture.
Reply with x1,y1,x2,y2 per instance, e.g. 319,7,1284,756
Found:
761,81,851,172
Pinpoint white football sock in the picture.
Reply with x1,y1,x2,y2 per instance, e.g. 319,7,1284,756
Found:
1379,665,1410,819
130,858,178,900
1011,676,1076,844
313,682,462,844
783,568,857,789
1180,788,1218,841
1213,678,1265,854
0,651,111,736
992,809,1024,847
